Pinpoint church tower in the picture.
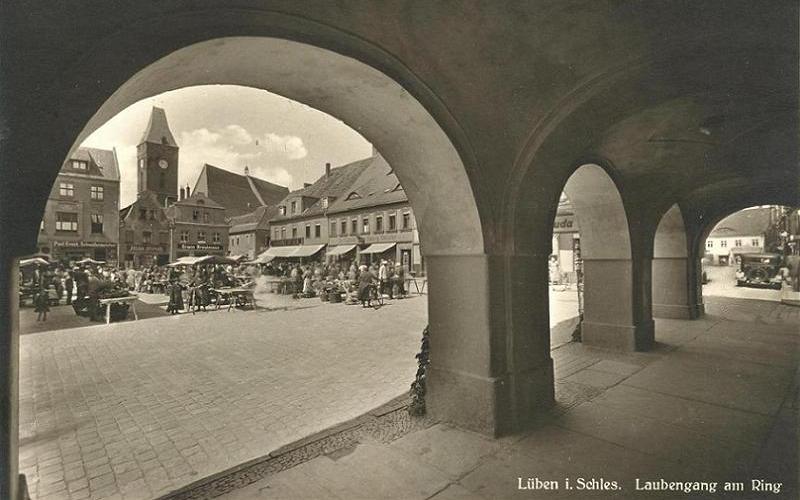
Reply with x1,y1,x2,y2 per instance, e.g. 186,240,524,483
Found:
137,107,179,206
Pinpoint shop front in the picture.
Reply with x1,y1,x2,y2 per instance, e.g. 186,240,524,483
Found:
174,242,225,259
121,244,168,268
51,240,118,265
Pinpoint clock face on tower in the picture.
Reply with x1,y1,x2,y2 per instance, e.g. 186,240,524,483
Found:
158,159,169,169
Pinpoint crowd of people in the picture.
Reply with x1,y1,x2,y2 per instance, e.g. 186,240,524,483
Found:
21,256,412,320
267,258,407,307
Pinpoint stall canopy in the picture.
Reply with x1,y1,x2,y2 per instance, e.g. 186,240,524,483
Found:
248,250,276,264
326,244,357,256
76,258,106,265
292,244,326,258
360,242,396,254
168,256,210,267
19,257,50,267
265,246,300,258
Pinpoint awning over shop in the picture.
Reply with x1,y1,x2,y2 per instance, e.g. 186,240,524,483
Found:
19,257,50,267
265,246,300,258
360,242,397,255
250,250,276,264
292,244,326,258
326,244,357,256
168,256,210,267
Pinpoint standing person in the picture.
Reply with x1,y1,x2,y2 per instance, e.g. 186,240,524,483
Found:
53,272,64,305
358,265,374,308
34,287,50,321
393,262,406,298
378,260,389,297
166,279,184,314
64,270,74,305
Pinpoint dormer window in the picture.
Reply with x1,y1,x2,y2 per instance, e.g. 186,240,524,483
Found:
321,197,329,209
279,205,286,216
346,192,361,200
291,201,297,214
71,160,88,170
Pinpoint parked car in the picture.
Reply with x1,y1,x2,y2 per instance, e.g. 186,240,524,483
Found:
735,253,784,290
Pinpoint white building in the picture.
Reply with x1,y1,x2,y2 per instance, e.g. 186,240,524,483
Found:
705,207,771,265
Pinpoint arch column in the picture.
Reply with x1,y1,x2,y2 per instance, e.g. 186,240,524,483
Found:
426,251,554,437
652,204,701,319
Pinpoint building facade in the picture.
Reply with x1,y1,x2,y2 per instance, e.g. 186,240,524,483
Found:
228,205,277,259
266,154,424,273
118,191,171,267
705,207,771,265
167,191,228,260
37,147,120,263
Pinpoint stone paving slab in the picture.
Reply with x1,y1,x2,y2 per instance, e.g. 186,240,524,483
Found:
211,297,798,500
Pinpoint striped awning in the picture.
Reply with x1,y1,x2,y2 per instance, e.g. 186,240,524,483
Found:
292,244,326,258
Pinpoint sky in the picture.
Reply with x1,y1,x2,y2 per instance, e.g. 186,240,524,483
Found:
81,85,373,207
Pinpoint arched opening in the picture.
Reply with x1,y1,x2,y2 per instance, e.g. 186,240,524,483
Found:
558,164,652,351
13,35,492,499
651,204,700,319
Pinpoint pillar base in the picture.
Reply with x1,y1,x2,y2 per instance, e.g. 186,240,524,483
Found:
653,303,693,319
427,359,554,437
582,319,654,351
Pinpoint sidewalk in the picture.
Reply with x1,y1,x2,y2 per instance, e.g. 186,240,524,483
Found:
202,296,797,500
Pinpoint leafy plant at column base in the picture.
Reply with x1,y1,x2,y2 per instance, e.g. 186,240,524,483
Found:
408,325,430,416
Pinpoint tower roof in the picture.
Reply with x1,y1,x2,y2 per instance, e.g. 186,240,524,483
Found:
140,106,177,147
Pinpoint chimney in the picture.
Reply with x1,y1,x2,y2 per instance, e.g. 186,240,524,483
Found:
179,187,185,200
325,162,331,177
244,165,250,176
185,184,190,198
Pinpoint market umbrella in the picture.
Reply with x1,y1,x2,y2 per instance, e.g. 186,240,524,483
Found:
76,258,105,265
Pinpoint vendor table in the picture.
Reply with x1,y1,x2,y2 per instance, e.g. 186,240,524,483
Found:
98,295,139,324
212,287,256,311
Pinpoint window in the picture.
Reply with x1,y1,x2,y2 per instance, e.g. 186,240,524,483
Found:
281,227,286,239
203,212,209,223
351,219,358,234
40,220,44,232
274,228,280,240
138,158,145,170
376,215,383,232
90,214,103,234
213,232,221,243
192,209,199,221
706,241,713,248
362,218,370,234
160,231,168,244
291,201,297,214
142,231,152,244
402,212,410,229
315,224,321,238
59,182,74,197
346,192,361,200
734,239,742,247
71,159,87,170
388,214,396,231
341,220,347,235
124,230,134,242
720,240,727,248
279,206,286,215
330,222,337,237
180,231,189,243
752,239,760,246
305,225,311,238
197,231,206,242
90,185,104,200
292,227,298,238
55,212,78,231
321,197,329,209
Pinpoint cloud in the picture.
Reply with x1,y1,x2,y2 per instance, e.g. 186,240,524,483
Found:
260,133,308,160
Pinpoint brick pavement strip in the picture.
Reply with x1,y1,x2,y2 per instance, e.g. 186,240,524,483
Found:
20,296,428,500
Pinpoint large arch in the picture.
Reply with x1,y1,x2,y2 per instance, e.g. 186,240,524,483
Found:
562,164,653,350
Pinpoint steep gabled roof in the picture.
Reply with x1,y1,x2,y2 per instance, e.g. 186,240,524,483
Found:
326,154,408,214
271,158,373,222
119,191,168,224
192,164,289,217
229,205,279,234
710,207,772,237
64,147,120,181
140,107,177,147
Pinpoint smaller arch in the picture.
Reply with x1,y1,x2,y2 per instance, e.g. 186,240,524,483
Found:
652,204,700,319
558,164,653,350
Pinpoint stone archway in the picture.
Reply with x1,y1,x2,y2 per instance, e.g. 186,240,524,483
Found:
563,164,653,350
652,204,700,319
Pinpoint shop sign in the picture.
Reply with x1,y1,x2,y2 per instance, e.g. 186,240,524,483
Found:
178,243,222,251
553,215,577,233
53,241,117,248
129,245,163,252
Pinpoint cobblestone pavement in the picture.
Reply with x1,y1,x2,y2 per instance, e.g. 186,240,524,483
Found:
19,284,581,500
19,296,428,500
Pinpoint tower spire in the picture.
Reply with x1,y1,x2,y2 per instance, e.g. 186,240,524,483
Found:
140,106,177,147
